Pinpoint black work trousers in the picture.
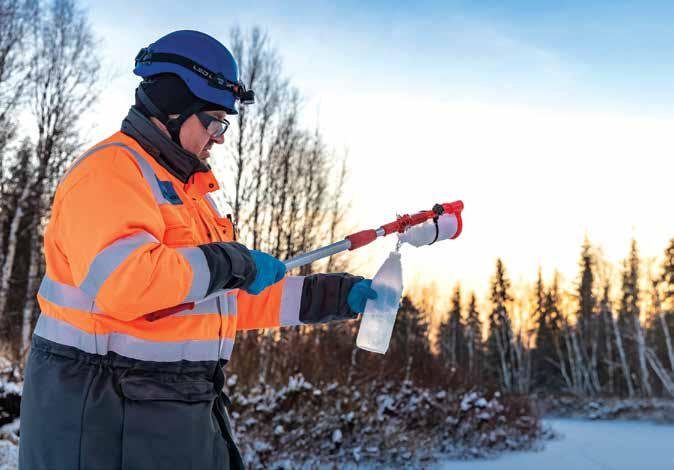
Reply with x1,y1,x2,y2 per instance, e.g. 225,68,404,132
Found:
19,335,243,470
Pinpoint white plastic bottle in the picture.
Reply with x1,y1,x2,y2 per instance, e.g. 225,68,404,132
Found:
356,251,404,354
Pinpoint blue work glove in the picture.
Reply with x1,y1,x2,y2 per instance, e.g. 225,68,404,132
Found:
347,279,378,314
244,250,287,295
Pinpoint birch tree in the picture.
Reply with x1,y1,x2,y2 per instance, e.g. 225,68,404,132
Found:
599,284,616,394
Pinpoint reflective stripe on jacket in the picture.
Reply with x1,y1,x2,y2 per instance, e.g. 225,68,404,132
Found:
34,130,360,363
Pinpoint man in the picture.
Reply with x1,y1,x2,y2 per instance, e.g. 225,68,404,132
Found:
19,30,377,470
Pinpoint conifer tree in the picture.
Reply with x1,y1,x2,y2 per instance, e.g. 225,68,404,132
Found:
576,238,600,394
464,292,482,383
533,269,562,390
438,284,465,376
543,273,569,391
662,238,674,324
391,296,429,382
486,259,516,391
577,238,596,344
618,239,651,395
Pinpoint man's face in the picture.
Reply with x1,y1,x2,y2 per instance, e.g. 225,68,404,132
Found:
177,110,227,161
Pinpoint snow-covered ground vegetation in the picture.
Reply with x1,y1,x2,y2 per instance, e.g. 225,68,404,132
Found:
227,374,542,468
0,358,21,470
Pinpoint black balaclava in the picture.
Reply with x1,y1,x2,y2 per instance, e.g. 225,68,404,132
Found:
134,73,223,146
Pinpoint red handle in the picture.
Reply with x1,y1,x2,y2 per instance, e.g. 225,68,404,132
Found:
143,302,195,322
346,229,378,250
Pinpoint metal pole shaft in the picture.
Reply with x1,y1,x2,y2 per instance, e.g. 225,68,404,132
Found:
284,239,352,270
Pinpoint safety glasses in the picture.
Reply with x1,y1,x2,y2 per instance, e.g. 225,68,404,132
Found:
197,112,230,138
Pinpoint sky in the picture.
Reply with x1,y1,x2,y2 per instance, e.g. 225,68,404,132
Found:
81,0,674,310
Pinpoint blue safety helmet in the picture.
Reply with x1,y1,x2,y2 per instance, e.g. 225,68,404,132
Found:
133,30,254,115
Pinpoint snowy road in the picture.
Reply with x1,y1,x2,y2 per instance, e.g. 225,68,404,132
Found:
434,419,674,470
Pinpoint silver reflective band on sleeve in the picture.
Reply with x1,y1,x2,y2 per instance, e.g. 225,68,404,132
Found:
38,275,100,313
177,247,210,302
33,314,235,362
279,276,304,326
219,337,235,360
79,231,159,299
221,292,237,316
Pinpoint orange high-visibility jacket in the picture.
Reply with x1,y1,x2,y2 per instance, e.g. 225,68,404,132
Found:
34,127,361,363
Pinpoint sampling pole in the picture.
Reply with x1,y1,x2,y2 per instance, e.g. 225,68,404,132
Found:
144,200,463,321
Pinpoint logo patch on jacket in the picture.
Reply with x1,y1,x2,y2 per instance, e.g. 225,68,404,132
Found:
155,177,183,205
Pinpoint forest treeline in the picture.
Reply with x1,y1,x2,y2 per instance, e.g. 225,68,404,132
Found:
232,236,674,399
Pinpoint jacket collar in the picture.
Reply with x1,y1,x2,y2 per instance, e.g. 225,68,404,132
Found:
121,106,212,185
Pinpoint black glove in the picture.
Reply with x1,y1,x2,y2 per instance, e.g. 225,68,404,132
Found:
198,242,257,295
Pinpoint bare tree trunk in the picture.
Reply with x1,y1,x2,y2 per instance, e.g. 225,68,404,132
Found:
646,347,674,397
603,306,616,394
0,208,4,272
560,318,581,394
589,334,601,394
449,318,457,370
325,158,348,273
658,312,674,372
578,321,601,395
504,316,519,391
0,183,28,316
493,319,511,392
511,327,530,394
570,328,592,394
466,327,475,380
21,225,41,356
633,313,652,396
554,335,573,391
612,308,635,397
526,336,533,392
652,278,674,371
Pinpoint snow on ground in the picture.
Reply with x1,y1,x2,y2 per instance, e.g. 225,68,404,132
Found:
0,440,17,470
433,419,674,470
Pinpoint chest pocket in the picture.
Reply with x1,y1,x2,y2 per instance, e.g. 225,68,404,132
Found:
160,204,197,247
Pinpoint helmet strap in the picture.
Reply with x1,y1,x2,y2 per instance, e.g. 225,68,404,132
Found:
136,85,205,147
165,101,206,146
